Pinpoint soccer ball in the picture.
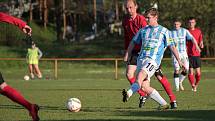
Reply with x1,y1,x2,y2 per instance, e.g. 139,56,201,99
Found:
24,75,30,81
66,98,81,112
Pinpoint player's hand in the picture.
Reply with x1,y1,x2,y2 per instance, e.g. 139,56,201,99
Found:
179,61,186,71
196,46,201,53
200,42,204,49
22,25,32,36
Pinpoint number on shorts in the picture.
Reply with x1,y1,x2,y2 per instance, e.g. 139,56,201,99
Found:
146,63,154,71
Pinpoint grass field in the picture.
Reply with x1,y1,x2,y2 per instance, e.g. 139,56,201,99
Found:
0,62,215,121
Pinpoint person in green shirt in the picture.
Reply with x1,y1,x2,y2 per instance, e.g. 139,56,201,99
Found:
26,41,43,79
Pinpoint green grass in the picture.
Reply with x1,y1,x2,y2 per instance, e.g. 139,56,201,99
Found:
0,62,215,121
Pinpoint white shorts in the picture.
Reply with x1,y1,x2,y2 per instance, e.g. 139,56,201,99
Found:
137,57,158,80
172,52,189,71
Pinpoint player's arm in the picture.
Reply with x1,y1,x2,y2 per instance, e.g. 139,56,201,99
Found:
0,12,32,35
124,29,142,62
191,37,201,52
124,41,135,62
37,48,43,59
199,31,204,48
166,30,185,69
186,30,201,52
199,41,204,49
169,45,185,69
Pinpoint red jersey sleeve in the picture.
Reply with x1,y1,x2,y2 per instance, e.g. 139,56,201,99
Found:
0,12,26,30
123,14,147,51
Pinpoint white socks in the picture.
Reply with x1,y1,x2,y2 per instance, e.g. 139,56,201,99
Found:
179,75,186,84
174,77,179,91
149,89,167,106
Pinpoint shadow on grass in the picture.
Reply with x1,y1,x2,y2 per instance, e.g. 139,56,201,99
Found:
1,105,214,121
39,110,215,121
0,104,67,111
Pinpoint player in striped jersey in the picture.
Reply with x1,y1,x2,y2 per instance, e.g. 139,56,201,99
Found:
123,0,177,109
170,19,200,91
122,8,185,110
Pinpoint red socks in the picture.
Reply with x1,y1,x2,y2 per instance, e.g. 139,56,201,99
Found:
128,77,136,84
188,74,201,87
128,77,146,96
0,85,32,111
159,76,176,102
195,74,201,85
188,74,195,87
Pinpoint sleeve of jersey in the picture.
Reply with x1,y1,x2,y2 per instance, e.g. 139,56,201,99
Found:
185,29,194,40
0,12,26,30
140,17,147,28
166,30,175,47
132,29,142,44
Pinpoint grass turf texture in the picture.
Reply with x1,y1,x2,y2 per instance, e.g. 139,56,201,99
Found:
0,62,215,121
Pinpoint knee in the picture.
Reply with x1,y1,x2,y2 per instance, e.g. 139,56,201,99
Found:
155,69,163,78
174,73,179,78
126,72,134,79
181,70,188,76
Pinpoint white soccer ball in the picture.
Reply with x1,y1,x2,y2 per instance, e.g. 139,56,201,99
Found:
66,98,81,112
24,75,30,81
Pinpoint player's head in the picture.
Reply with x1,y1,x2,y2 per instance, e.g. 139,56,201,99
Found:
31,41,36,48
174,18,182,30
145,8,159,26
124,0,138,18
188,17,196,29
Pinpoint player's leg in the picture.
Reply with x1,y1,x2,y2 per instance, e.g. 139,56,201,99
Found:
125,52,147,107
126,65,136,84
173,57,180,91
126,51,139,84
123,58,155,102
188,56,195,90
0,72,39,121
193,56,201,92
126,65,147,107
179,55,189,91
141,79,169,110
28,64,34,79
122,69,148,102
155,68,177,109
33,64,42,78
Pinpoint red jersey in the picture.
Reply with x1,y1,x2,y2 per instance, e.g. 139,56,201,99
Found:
0,12,26,30
122,14,147,52
187,28,203,56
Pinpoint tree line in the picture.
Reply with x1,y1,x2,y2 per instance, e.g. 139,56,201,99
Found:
0,0,215,57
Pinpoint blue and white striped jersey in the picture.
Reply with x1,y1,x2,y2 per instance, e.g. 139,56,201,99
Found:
170,28,193,53
132,25,174,66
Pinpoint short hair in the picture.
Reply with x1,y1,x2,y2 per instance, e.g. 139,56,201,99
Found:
124,0,137,6
145,8,159,17
174,18,182,23
188,16,196,21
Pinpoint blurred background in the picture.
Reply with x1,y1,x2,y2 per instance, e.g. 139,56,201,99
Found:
0,0,215,58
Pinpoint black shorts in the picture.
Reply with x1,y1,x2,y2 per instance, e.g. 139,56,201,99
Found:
0,72,5,85
127,50,139,65
189,56,201,69
155,65,164,77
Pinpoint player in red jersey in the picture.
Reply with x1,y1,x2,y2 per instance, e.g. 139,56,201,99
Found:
187,17,204,92
122,0,147,108
122,0,177,109
0,12,40,121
